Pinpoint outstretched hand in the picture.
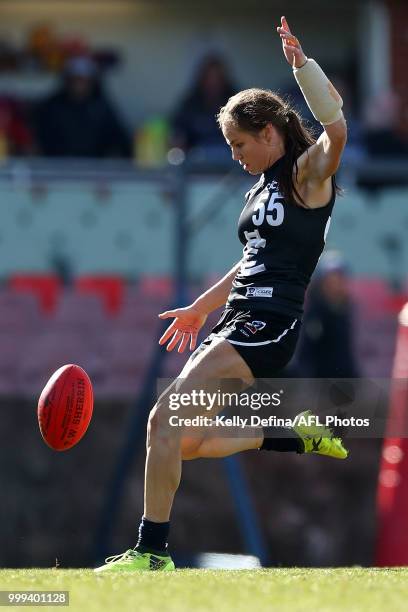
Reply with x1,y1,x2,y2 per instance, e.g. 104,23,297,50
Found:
158,305,208,353
277,16,307,69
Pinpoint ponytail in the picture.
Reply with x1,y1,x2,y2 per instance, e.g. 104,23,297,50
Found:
280,108,314,207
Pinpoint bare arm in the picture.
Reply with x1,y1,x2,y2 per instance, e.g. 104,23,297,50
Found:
158,260,241,353
298,117,347,182
193,260,241,315
277,16,347,183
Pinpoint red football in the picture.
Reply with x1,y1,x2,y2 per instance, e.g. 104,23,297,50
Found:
38,364,93,451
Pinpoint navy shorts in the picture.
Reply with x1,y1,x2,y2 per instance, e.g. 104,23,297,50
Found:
193,307,301,378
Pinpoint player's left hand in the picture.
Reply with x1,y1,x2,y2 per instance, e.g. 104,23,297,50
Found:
158,305,208,353
277,16,307,69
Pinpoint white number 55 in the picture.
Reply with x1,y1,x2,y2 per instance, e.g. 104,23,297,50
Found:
252,192,284,227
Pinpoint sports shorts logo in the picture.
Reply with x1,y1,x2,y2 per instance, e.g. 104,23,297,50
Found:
245,287,273,298
243,320,266,335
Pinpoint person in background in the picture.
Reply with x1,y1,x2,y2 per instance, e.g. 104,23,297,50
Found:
294,251,360,378
171,54,237,161
34,56,131,158
0,96,34,157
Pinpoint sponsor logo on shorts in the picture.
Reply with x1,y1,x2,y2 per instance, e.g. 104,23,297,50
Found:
219,321,237,337
243,320,266,335
245,287,273,298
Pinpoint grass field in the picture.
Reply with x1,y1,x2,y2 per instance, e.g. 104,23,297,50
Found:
1,568,408,611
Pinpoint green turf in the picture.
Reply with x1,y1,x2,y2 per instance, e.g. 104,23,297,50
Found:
1,568,408,612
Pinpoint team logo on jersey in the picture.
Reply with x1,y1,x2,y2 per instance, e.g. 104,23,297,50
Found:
245,287,273,298
243,320,266,335
266,180,279,191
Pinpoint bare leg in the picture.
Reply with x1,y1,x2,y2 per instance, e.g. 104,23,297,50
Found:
181,425,263,460
143,408,183,522
144,337,254,522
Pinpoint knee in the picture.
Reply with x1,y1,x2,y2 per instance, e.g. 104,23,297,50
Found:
147,401,179,449
181,437,202,460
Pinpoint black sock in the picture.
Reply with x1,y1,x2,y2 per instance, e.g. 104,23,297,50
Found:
135,517,170,555
260,427,304,453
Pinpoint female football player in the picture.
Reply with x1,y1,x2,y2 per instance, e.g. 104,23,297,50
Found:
96,16,348,572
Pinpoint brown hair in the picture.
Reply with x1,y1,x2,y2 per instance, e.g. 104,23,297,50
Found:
217,88,327,207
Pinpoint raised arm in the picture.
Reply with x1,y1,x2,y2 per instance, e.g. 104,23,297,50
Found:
277,16,347,182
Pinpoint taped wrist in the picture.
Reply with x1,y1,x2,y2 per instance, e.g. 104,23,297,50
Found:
293,58,343,126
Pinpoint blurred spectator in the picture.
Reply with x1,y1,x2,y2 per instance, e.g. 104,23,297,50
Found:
171,54,237,161
34,56,131,158
292,252,360,378
49,247,73,287
27,24,67,73
362,90,408,158
0,96,34,156
0,39,18,71
135,117,170,168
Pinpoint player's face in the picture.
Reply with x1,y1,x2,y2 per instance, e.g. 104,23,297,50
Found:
223,124,282,175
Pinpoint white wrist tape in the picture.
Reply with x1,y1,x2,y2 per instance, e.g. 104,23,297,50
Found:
293,59,343,125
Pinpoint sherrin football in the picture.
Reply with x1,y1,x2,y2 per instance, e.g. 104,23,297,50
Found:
38,364,93,451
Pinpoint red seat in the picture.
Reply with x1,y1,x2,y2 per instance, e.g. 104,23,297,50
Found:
75,276,124,315
9,274,61,314
386,294,408,314
18,329,108,397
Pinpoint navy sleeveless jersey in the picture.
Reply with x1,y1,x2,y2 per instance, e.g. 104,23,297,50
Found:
227,155,336,317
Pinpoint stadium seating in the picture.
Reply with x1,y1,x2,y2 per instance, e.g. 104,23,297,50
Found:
0,331,28,394
349,278,391,315
118,285,172,328
138,276,173,300
75,276,125,315
350,279,399,377
18,329,108,398
0,276,400,397
52,290,108,332
0,290,43,331
9,274,61,314
0,291,45,393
